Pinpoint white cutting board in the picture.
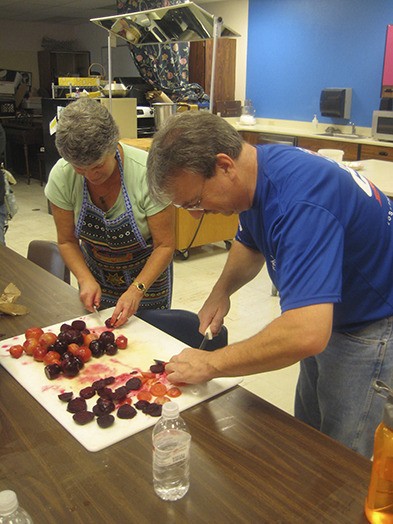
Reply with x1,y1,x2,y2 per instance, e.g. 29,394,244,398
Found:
0,309,241,452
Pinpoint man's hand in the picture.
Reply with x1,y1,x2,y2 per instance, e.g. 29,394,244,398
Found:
165,348,218,385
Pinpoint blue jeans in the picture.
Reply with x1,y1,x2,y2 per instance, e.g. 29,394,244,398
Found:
295,317,393,458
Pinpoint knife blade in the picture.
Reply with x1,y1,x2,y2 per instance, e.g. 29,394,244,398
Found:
93,305,106,326
199,326,213,350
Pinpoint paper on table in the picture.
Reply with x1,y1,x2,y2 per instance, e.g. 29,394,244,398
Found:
0,283,28,316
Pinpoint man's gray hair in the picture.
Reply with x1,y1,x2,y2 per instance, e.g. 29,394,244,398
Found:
147,111,243,202
55,98,119,166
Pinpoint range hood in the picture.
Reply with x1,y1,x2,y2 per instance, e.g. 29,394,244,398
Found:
90,1,240,45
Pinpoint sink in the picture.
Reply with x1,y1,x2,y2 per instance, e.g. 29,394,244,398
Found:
316,132,367,140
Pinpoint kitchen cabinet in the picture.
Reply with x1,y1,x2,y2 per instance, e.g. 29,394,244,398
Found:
239,131,259,145
360,144,393,162
189,39,236,113
297,137,359,161
38,50,90,96
120,138,238,257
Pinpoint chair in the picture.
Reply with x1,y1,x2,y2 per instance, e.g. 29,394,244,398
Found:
136,309,228,351
27,240,71,284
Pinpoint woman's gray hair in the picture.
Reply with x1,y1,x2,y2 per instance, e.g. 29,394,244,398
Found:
55,98,119,166
147,111,243,202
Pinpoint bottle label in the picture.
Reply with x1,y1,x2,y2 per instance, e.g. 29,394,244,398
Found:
154,443,190,467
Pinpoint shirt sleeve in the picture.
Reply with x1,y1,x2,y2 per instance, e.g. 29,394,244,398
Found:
44,160,79,211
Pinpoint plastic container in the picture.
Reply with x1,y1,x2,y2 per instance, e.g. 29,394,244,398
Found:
365,383,393,523
0,491,33,523
317,148,344,162
152,103,177,130
312,114,319,132
240,98,256,126
152,402,191,501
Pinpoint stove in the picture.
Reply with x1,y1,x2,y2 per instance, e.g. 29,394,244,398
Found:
137,106,155,138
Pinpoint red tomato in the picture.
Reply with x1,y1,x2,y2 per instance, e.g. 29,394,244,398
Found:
67,343,80,356
136,390,153,402
166,387,182,398
25,327,44,340
75,345,92,363
115,335,128,349
149,382,168,397
38,332,58,349
33,346,48,362
43,350,61,365
23,338,41,356
9,345,24,359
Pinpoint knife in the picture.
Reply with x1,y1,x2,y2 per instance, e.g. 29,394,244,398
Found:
93,305,106,326
199,326,213,350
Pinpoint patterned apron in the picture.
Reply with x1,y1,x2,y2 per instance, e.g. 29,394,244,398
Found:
75,149,172,310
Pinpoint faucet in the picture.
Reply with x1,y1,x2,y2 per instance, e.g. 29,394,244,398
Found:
349,122,356,135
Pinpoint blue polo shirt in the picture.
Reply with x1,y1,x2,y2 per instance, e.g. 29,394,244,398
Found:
236,145,393,331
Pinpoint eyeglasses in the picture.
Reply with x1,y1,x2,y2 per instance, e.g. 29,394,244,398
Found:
173,198,204,211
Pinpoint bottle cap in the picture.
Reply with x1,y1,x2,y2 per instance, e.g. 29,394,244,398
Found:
0,490,18,516
162,401,179,419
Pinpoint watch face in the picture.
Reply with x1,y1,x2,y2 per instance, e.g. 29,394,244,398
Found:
137,283,144,291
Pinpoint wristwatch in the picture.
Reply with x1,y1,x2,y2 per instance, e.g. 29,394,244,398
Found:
132,281,147,294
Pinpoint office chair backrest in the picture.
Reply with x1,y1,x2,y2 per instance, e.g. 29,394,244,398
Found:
137,309,228,351
27,240,70,284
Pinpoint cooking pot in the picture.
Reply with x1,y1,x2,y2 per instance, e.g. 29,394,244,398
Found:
100,81,128,97
152,103,177,129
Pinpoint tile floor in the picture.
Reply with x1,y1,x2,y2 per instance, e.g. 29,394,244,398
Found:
4,175,299,415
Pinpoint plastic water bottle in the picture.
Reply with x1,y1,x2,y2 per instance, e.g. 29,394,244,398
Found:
152,402,191,501
312,114,319,132
0,491,33,523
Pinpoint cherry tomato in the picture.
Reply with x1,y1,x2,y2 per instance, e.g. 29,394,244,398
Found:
149,382,168,397
75,345,92,363
136,390,153,402
25,327,44,340
38,332,58,350
115,335,128,349
9,345,24,359
154,396,171,405
43,350,61,365
23,338,41,356
33,346,48,362
83,332,98,346
166,387,182,398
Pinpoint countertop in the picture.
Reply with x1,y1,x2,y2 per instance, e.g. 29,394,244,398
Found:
226,117,393,148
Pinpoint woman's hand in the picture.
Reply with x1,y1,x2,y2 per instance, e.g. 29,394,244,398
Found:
110,286,144,327
79,277,102,312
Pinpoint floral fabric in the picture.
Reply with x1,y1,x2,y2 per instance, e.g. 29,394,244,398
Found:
116,0,209,104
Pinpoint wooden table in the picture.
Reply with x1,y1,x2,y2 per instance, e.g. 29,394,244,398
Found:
0,245,371,523
360,159,393,197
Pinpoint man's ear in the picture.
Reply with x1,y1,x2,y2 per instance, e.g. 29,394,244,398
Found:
215,153,235,179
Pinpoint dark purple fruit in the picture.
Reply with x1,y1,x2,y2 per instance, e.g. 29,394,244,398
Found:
97,387,113,399
58,391,73,402
67,397,87,413
96,397,115,414
125,377,142,391
105,343,118,356
74,355,84,370
53,340,68,355
79,386,96,399
99,331,115,346
91,378,107,391
150,363,165,374
89,339,104,358
105,318,113,329
71,320,86,332
57,331,73,344
145,403,162,417
73,411,95,425
44,363,62,380
67,329,84,345
61,357,80,377
97,414,115,428
112,386,127,401
60,323,72,332
104,376,115,385
135,400,150,411
117,404,137,419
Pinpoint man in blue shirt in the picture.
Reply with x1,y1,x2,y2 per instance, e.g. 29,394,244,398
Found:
147,111,393,458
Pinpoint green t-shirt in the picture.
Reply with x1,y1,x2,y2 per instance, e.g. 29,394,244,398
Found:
44,143,167,240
